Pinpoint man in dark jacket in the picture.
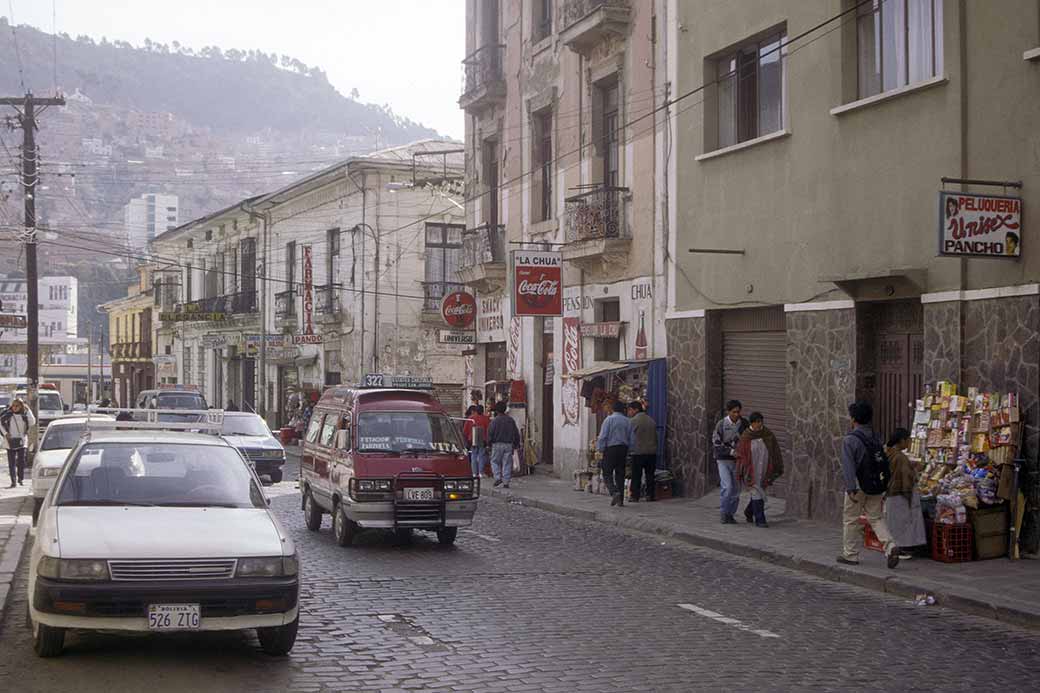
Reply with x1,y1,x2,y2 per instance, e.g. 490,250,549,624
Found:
712,400,748,524
627,401,657,502
839,400,899,569
487,402,521,488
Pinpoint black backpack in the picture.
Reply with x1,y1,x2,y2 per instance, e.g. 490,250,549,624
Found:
851,429,890,495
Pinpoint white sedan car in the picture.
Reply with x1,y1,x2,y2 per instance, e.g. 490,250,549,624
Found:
28,431,299,657
31,415,115,522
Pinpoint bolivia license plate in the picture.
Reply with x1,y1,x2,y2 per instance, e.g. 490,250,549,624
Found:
404,487,434,501
147,604,201,631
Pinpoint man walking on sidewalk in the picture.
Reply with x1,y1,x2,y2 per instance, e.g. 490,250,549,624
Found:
735,412,784,527
1,398,35,488
487,402,520,488
463,405,490,479
627,401,657,502
712,400,748,524
597,400,633,507
838,400,900,569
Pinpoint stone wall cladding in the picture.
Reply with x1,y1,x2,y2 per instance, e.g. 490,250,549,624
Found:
923,301,962,383
785,309,857,522
666,317,712,497
961,295,1040,465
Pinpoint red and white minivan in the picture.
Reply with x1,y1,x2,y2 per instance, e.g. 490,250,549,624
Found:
299,376,478,546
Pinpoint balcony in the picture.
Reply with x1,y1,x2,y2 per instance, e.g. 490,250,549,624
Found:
562,185,630,269
172,290,257,321
557,0,630,54
314,285,343,325
458,224,507,292
111,341,153,361
459,44,506,114
422,282,465,316
275,289,296,330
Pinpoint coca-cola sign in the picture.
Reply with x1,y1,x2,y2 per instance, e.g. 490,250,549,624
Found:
441,290,477,328
512,250,562,316
561,316,581,426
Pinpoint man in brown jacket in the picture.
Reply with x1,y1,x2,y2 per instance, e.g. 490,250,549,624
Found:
627,401,658,502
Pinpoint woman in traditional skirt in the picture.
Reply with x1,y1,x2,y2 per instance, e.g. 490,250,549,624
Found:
884,428,927,559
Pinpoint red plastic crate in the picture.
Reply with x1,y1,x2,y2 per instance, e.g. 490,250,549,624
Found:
858,515,884,552
931,522,974,563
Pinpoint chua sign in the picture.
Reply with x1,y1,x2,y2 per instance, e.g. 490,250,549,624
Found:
512,250,562,317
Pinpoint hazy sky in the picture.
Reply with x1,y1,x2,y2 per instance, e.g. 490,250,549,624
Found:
3,0,465,139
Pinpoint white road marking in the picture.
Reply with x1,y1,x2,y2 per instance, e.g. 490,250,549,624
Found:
461,529,501,542
677,603,781,639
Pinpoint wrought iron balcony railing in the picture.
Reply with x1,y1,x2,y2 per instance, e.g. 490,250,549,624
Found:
564,186,628,242
557,0,626,32
275,289,296,319
460,44,505,101
175,290,257,318
462,224,506,268
314,285,341,316
422,282,465,312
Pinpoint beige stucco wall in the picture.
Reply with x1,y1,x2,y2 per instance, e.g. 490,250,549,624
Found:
672,0,1040,311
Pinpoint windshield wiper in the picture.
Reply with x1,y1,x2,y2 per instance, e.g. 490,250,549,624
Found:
59,500,158,507
356,448,399,455
157,501,243,508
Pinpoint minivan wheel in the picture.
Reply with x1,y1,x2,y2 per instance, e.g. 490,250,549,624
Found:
32,618,65,657
333,502,357,547
303,491,322,532
436,527,458,546
257,616,299,656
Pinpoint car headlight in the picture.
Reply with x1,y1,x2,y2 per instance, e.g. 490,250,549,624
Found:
37,557,110,581
237,555,298,577
39,467,61,478
444,479,474,492
357,479,392,492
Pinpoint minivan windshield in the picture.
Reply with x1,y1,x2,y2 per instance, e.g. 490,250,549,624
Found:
156,393,206,409
222,415,271,437
55,443,265,508
357,412,464,454
41,423,114,451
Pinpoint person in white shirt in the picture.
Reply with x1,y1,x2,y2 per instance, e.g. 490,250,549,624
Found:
1,398,36,487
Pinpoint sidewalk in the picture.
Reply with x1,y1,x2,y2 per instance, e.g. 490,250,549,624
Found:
0,482,32,620
488,473,1040,630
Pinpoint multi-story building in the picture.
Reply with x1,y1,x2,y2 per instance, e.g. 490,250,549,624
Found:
0,276,79,376
459,0,668,479
124,193,180,251
663,0,1040,520
99,266,158,406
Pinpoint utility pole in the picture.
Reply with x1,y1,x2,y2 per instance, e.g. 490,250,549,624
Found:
1,91,66,427
87,323,93,404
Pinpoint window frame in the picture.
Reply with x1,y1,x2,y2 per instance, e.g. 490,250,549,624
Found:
856,0,943,100
712,28,787,151
534,109,553,222
423,222,465,302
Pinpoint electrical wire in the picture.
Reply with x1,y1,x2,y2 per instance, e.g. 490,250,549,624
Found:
6,0,26,91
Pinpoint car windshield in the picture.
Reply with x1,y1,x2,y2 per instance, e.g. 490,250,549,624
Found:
156,393,206,409
54,443,265,508
222,415,271,437
38,392,62,411
357,412,464,454
41,423,114,451
0,394,10,407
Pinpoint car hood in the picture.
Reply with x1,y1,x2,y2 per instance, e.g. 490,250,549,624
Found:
55,506,288,559
34,449,72,469
223,435,282,451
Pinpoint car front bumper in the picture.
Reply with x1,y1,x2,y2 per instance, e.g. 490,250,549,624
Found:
346,499,478,529
32,575,299,631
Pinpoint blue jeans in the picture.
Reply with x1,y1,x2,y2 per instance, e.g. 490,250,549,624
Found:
469,447,487,478
490,443,513,483
717,459,740,516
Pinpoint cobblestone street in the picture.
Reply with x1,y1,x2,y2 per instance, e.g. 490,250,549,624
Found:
2,461,1040,692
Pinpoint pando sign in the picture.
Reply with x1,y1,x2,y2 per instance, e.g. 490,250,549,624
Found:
939,191,1023,258
512,250,562,316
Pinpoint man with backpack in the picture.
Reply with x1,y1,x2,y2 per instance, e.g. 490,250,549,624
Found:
839,400,899,569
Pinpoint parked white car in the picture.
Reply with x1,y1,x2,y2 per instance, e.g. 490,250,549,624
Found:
30,414,115,522
28,430,299,657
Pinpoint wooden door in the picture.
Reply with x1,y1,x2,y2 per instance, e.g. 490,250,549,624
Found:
876,334,923,442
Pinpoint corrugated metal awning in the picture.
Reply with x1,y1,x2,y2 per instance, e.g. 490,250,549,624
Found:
565,360,656,380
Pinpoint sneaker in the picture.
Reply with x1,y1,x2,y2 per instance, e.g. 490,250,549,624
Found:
502,483,510,489
611,493,620,507
887,551,900,570
493,480,502,487
836,556,860,566
898,552,913,561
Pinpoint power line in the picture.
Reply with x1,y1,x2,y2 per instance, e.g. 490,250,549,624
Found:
6,1,26,91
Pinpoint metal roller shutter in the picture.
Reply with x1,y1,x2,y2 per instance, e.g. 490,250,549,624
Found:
722,331,788,455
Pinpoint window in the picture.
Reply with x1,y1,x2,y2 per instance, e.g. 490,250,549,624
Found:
285,241,296,296
594,298,621,362
715,30,785,149
197,345,206,397
482,140,499,227
533,0,552,42
326,228,339,295
305,413,325,444
185,263,193,302
599,81,620,186
424,223,464,309
239,238,256,294
857,0,943,98
534,109,553,222
320,416,337,447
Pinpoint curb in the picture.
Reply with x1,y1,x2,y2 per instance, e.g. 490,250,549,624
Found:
0,495,32,621
487,487,1040,631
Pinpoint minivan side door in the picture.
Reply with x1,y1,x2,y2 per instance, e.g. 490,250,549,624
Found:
301,411,330,509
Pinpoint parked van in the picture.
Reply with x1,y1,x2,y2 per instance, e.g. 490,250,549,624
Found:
299,375,477,546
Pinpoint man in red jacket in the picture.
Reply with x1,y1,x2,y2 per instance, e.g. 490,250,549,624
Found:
463,405,491,479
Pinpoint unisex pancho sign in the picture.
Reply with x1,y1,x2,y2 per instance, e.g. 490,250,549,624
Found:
939,191,1022,258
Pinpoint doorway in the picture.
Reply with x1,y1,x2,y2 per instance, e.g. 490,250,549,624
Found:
858,300,923,443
